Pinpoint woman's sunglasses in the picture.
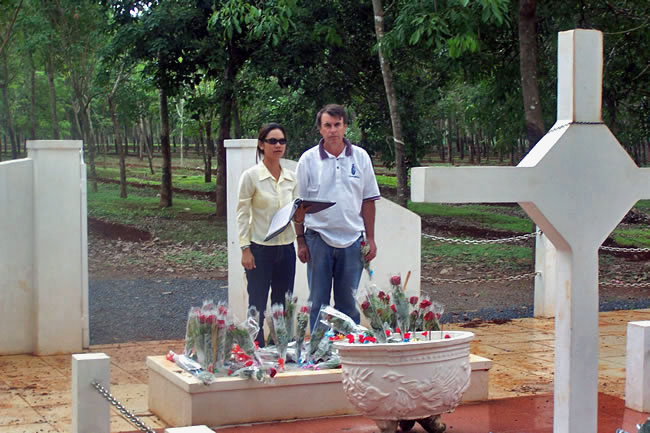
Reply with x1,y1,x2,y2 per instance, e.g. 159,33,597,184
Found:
263,138,287,145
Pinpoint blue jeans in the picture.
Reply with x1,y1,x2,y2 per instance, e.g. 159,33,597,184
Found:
245,242,296,346
305,229,363,331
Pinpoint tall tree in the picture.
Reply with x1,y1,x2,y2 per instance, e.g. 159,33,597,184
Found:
371,0,407,207
518,0,544,147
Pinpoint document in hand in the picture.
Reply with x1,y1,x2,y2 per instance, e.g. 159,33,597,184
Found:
264,198,335,242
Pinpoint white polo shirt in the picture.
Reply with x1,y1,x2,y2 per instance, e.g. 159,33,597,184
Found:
296,138,381,248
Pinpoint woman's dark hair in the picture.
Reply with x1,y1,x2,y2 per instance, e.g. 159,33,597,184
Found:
315,104,348,129
256,122,287,162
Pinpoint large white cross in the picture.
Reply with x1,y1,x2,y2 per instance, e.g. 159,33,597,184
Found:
411,29,650,433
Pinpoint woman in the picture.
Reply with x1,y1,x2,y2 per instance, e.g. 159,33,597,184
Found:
236,123,306,346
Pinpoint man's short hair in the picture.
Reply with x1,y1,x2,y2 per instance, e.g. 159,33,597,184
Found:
316,104,348,128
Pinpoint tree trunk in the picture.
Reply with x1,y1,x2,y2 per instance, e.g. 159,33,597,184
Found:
204,118,213,183
109,95,127,198
159,87,172,207
216,52,239,218
1,51,18,159
518,0,545,147
232,97,242,139
371,0,407,207
27,51,37,140
45,54,60,140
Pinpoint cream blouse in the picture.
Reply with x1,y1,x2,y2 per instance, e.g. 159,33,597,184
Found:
236,162,298,247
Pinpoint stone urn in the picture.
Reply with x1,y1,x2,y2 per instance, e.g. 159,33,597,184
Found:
333,331,474,433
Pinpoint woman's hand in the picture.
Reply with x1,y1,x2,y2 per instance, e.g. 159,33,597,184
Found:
241,248,256,270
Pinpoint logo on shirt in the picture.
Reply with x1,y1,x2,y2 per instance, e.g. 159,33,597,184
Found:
350,163,360,178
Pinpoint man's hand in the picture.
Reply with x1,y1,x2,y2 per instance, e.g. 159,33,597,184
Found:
364,238,377,262
297,238,310,263
241,248,256,270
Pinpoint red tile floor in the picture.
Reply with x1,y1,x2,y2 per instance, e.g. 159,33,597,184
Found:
2,309,649,433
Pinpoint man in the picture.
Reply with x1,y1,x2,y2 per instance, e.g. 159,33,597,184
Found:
295,104,381,330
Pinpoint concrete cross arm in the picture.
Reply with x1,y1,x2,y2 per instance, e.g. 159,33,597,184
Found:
410,166,537,204
637,168,650,199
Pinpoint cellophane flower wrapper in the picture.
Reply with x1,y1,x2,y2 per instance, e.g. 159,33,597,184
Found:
184,307,201,359
231,323,263,366
305,324,326,363
284,293,297,341
265,308,277,347
312,334,333,362
270,303,290,362
197,300,216,370
246,306,261,343
214,303,228,369
360,239,373,279
314,354,341,370
223,316,236,367
167,350,215,385
318,305,367,335
230,365,275,383
295,303,310,364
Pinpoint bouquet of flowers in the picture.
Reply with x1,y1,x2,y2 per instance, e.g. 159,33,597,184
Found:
295,303,310,364
184,307,201,359
285,293,298,341
389,275,410,339
270,303,290,362
360,239,373,279
214,303,228,369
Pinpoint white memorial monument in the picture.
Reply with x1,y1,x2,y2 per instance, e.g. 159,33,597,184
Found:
411,29,650,433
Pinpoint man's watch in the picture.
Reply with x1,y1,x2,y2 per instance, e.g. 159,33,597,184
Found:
241,245,250,250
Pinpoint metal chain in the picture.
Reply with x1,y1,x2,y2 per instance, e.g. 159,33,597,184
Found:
422,232,538,245
600,245,650,253
547,121,605,133
600,280,650,288
422,272,539,285
92,381,156,433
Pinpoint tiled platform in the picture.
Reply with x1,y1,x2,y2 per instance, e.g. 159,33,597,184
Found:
1,308,649,433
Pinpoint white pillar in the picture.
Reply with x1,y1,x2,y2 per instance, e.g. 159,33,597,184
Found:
625,321,650,412
72,353,110,433
534,229,558,318
28,140,86,354
165,427,215,433
225,139,258,321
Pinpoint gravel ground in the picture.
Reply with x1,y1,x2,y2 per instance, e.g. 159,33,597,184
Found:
89,278,228,345
89,277,650,345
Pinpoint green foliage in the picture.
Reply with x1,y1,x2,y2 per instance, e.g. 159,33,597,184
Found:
408,202,533,233
422,236,532,270
165,250,227,269
611,228,650,248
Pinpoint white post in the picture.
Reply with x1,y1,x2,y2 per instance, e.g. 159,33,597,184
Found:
72,353,110,433
534,229,558,318
225,139,258,321
165,427,215,433
625,321,650,412
28,140,86,354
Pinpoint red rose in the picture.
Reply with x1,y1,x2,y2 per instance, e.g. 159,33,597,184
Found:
410,310,418,318
385,294,390,303
390,275,401,286
300,306,310,313
409,296,419,305
385,330,391,337
424,311,435,321
420,299,432,309
390,304,397,313
269,367,278,378
378,291,386,300
404,332,411,340
244,360,253,367
360,241,366,247
395,327,401,333
422,331,428,336
361,300,370,311
444,334,451,339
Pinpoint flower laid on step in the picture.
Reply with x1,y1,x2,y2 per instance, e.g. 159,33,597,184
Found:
270,303,290,363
